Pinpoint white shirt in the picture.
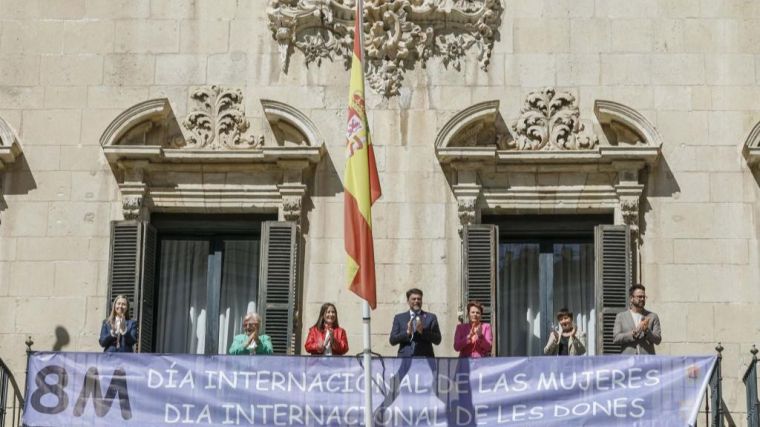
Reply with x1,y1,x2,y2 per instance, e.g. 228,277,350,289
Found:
409,310,420,335
631,311,643,326
323,329,333,356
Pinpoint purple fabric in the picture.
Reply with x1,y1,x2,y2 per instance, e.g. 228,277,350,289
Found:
24,352,715,426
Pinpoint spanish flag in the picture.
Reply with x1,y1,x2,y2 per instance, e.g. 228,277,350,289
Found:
344,2,381,309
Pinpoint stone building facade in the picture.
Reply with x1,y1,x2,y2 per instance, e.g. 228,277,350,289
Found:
1,0,760,422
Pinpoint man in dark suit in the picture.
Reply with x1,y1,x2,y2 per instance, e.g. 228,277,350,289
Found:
389,288,442,357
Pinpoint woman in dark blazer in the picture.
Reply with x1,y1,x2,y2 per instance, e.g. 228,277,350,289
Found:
99,294,138,352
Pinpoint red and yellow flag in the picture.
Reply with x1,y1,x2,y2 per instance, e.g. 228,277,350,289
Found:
344,2,381,309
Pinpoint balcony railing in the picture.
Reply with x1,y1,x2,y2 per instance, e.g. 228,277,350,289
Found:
8,337,751,427
0,357,23,427
743,345,759,427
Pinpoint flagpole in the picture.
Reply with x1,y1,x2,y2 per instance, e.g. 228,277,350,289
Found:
362,301,373,426
355,0,374,424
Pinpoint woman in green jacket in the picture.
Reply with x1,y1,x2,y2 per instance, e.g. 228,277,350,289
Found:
229,313,273,355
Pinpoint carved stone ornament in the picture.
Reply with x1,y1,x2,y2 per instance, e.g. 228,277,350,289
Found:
122,195,144,220
620,198,640,239
282,195,303,222
180,86,263,150
457,197,477,230
452,182,481,235
267,0,504,97
509,88,598,151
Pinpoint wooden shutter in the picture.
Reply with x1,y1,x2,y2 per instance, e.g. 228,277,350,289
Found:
138,225,157,353
258,221,298,355
463,224,498,354
594,225,632,354
107,221,157,353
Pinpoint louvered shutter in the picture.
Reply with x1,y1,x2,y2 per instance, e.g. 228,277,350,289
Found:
138,225,157,352
463,224,498,354
594,225,632,354
258,221,298,355
107,221,157,353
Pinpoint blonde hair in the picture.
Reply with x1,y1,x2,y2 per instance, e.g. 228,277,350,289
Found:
107,294,131,329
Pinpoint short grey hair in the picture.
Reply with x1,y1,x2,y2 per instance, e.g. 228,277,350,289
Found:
243,312,261,323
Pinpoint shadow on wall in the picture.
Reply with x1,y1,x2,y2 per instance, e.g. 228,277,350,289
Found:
304,151,341,237
52,326,70,351
641,156,681,239
0,154,36,216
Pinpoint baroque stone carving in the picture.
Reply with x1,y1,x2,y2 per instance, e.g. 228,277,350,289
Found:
267,0,503,97
620,198,640,239
180,86,262,150
509,88,598,151
282,195,303,222
122,195,143,220
452,182,481,235
457,197,477,232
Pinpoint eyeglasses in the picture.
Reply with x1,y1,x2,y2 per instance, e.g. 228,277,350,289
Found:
243,322,260,327
632,295,647,300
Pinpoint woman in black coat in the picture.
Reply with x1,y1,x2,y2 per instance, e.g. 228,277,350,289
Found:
99,294,138,352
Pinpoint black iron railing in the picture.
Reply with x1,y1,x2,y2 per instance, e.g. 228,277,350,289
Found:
12,337,740,426
0,357,24,427
709,343,725,427
743,345,759,427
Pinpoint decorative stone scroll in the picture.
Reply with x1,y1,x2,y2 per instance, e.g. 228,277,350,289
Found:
267,0,504,97
510,88,598,151
435,88,662,237
100,87,324,223
181,86,262,150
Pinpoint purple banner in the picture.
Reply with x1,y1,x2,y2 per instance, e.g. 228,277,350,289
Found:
23,352,715,426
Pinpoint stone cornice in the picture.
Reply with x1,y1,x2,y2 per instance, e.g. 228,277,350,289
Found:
101,92,325,168
436,89,662,168
742,120,760,169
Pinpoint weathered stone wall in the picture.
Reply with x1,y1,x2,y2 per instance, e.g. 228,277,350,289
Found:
1,0,759,420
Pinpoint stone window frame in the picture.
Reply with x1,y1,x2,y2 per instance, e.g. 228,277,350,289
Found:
435,92,662,246
435,88,662,297
436,88,663,354
0,116,23,223
99,88,325,223
99,87,324,354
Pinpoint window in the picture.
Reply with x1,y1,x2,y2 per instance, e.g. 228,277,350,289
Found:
151,215,265,354
106,215,299,355
463,215,630,356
